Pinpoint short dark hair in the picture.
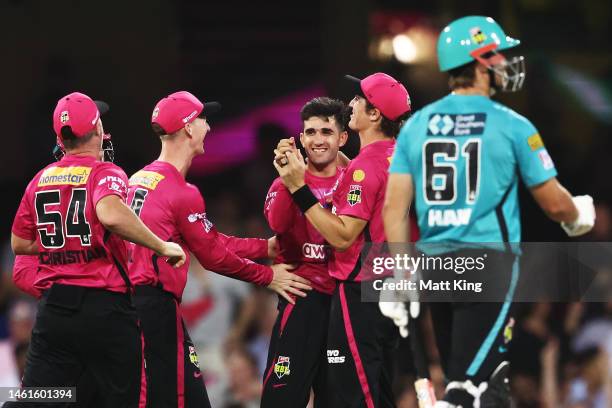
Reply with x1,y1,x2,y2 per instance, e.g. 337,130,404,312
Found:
300,97,348,132
365,101,411,138
152,123,168,137
60,127,96,150
448,60,478,90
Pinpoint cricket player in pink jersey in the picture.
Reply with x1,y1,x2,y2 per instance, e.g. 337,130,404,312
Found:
12,134,115,301
9,92,186,408
128,91,311,408
12,256,41,299
261,97,348,407
274,74,412,407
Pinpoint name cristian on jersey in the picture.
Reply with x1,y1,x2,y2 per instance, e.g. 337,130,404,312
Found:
39,247,107,265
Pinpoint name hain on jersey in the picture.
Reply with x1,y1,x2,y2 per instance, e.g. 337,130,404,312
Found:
428,208,472,227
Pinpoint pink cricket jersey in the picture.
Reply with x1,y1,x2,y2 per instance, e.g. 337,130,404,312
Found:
13,255,42,298
11,155,131,292
264,170,343,295
330,139,395,281
128,161,272,300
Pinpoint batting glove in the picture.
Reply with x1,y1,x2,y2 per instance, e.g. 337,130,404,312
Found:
379,301,409,338
561,195,595,237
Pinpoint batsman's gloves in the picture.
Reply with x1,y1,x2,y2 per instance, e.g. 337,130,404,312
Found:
561,195,595,237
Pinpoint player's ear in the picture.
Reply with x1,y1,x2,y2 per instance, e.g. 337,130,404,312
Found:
96,119,104,137
369,107,382,123
184,123,193,137
299,132,306,147
338,131,348,147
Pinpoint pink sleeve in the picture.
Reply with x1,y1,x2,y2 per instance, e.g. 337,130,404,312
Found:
13,255,42,298
175,188,273,286
264,178,295,234
217,234,268,260
11,179,36,241
90,163,129,206
336,167,381,221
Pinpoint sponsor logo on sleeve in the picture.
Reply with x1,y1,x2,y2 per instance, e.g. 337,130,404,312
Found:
527,133,544,151
98,175,128,195
427,113,486,136
347,184,362,206
274,356,291,379
188,212,213,232
352,169,365,182
129,171,165,190
38,166,92,187
538,149,554,170
264,191,277,211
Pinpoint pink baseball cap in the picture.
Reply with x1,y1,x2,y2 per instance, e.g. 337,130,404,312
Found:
53,92,109,139
151,91,221,134
345,73,411,120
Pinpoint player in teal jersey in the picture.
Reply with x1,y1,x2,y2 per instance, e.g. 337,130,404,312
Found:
382,16,595,407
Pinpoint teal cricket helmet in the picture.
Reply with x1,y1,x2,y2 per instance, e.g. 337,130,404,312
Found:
437,16,521,72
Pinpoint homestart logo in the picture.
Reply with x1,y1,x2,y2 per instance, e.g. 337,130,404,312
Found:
129,170,165,190
327,350,345,364
38,166,92,187
302,243,330,260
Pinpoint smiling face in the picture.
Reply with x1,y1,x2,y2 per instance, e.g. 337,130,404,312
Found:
348,95,380,133
300,115,347,168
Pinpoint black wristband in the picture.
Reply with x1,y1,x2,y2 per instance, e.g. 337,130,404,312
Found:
291,185,319,213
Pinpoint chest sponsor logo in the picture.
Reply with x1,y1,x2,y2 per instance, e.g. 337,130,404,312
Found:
129,171,165,190
274,356,291,379
347,184,362,206
38,166,92,187
428,208,472,227
327,349,345,364
427,113,486,136
302,243,330,260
